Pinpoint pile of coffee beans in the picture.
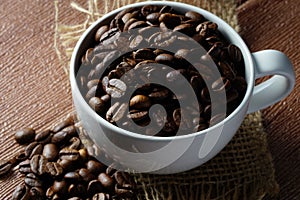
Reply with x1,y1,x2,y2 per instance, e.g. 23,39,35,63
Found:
77,5,247,136
0,114,136,199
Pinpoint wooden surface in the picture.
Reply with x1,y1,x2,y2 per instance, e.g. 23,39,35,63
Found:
0,0,299,199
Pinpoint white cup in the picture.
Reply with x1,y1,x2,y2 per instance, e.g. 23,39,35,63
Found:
70,1,295,174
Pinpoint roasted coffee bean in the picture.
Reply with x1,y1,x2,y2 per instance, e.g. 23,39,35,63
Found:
128,110,148,122
114,184,134,198
106,78,127,98
148,87,170,101
30,154,48,175
89,97,106,114
19,160,32,174
95,25,109,42
87,180,104,196
133,48,156,60
59,148,80,161
12,183,30,200
173,23,194,36
92,193,106,200
68,197,83,200
130,95,151,109
42,143,58,161
141,5,159,16
15,128,35,145
114,171,134,189
25,141,39,158
68,184,86,198
57,158,75,171
159,13,181,28
51,116,75,133
98,173,114,191
218,61,236,80
28,143,43,159
25,173,42,187
15,151,28,163
106,102,127,123
129,34,145,49
128,20,148,31
232,76,247,92
79,168,95,182
29,187,44,200
69,137,82,150
86,160,106,174
185,11,203,21
35,130,52,144
64,171,81,182
155,53,174,65
212,77,231,92
61,125,77,137
228,44,242,63
46,162,64,177
52,180,68,194
146,12,160,24
78,148,89,161
0,160,13,176
51,131,69,144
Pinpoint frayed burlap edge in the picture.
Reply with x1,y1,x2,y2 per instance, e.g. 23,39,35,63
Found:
54,1,278,199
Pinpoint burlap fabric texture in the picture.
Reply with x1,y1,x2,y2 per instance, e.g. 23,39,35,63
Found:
55,0,279,199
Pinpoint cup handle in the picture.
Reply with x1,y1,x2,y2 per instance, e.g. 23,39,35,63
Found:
247,50,295,114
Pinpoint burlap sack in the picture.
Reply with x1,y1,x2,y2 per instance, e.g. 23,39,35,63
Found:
54,0,279,199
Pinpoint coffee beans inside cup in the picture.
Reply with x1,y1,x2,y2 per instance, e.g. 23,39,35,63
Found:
77,5,247,136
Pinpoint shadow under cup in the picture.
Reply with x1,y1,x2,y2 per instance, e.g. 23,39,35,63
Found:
70,1,255,174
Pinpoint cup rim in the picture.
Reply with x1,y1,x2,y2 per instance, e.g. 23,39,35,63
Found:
70,1,255,141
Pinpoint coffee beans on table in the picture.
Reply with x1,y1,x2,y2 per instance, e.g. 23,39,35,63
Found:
77,5,247,136
0,114,136,199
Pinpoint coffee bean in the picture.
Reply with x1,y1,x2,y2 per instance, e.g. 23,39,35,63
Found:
25,141,39,158
185,11,203,21
78,148,89,161
68,184,86,198
64,171,81,182
88,180,104,196
25,173,42,187
46,162,64,177
129,34,145,49
159,13,181,28
219,61,236,80
59,148,80,161
35,130,52,144
228,44,242,63
57,158,75,171
85,161,103,175
105,78,127,98
15,128,35,145
30,154,48,175
123,18,138,32
68,137,81,150
148,87,170,101
29,187,44,200
42,143,58,161
12,183,30,200
133,48,156,60
95,25,109,42
51,116,75,133
52,180,68,194
173,23,194,36
0,160,13,177
130,95,151,109
68,197,83,200
92,193,106,200
155,53,174,65
146,12,160,24
114,184,134,198
19,160,32,174
51,130,69,144
212,77,231,92
79,168,95,182
128,110,148,122
98,173,114,191
232,76,247,92
141,5,159,16
28,143,43,159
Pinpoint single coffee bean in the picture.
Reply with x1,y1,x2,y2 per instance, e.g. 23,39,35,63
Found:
61,125,77,138
30,155,48,176
35,130,52,144
59,148,80,161
12,183,30,200
95,25,109,42
173,23,194,36
218,61,236,80
128,110,149,122
98,173,114,191
15,128,35,145
69,137,82,150
88,180,104,197
51,130,69,144
130,95,151,109
146,12,160,24
29,187,44,200
128,20,148,31
133,48,156,60
15,151,28,163
148,87,170,101
57,158,75,171
228,44,242,63
106,102,127,123
114,184,134,198
78,168,95,182
46,162,64,177
51,116,75,133
89,97,106,114
106,78,127,98
25,141,39,158
64,171,81,182
29,143,44,159
42,143,58,161
185,11,203,21
52,180,68,194
0,160,13,177
86,160,106,175
86,85,98,100
159,13,181,28
78,148,89,162
25,173,42,187
19,160,32,174
141,5,159,16
92,193,106,200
